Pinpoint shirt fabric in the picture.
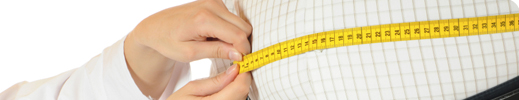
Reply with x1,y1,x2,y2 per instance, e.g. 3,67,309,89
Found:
0,37,192,100
213,0,519,100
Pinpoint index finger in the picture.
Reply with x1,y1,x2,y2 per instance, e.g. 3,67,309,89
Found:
199,16,251,54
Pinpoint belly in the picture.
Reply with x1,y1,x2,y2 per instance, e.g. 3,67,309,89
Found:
221,0,519,99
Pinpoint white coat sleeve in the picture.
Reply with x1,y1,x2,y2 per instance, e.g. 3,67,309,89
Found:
0,36,193,100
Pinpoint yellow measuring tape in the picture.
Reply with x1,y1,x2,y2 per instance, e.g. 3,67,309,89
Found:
235,13,519,74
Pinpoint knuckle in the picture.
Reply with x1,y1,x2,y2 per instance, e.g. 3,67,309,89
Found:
193,10,213,24
235,31,248,39
215,45,224,58
235,31,248,42
211,76,224,88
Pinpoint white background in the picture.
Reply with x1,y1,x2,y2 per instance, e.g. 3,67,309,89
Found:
1,0,519,93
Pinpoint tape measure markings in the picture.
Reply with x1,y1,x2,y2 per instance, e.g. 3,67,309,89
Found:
235,13,519,74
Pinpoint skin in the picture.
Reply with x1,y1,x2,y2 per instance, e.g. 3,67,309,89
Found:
123,0,252,99
169,65,252,100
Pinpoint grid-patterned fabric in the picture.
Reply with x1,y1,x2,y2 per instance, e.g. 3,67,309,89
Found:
211,0,519,99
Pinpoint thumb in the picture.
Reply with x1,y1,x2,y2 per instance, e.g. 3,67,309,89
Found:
191,41,243,61
182,64,239,96
203,72,252,100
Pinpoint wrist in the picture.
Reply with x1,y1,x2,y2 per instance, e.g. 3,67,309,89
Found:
124,32,176,99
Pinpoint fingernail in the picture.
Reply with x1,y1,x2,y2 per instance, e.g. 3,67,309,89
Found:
226,64,237,75
229,49,242,61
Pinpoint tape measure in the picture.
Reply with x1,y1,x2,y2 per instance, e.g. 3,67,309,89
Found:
234,13,519,74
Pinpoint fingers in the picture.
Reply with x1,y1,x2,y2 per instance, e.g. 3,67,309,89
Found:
198,15,251,55
198,0,252,56
205,0,252,34
234,0,250,24
182,65,239,96
203,72,252,100
167,64,250,100
189,41,243,61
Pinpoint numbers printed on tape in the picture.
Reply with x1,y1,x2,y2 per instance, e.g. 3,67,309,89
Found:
235,14,519,74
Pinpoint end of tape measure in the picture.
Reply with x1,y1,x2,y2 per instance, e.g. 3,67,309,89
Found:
234,61,248,74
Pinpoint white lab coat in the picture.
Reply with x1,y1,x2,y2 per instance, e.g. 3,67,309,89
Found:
0,37,192,100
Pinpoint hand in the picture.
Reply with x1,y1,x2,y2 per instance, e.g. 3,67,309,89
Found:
128,0,252,62
168,65,252,100
123,0,252,99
